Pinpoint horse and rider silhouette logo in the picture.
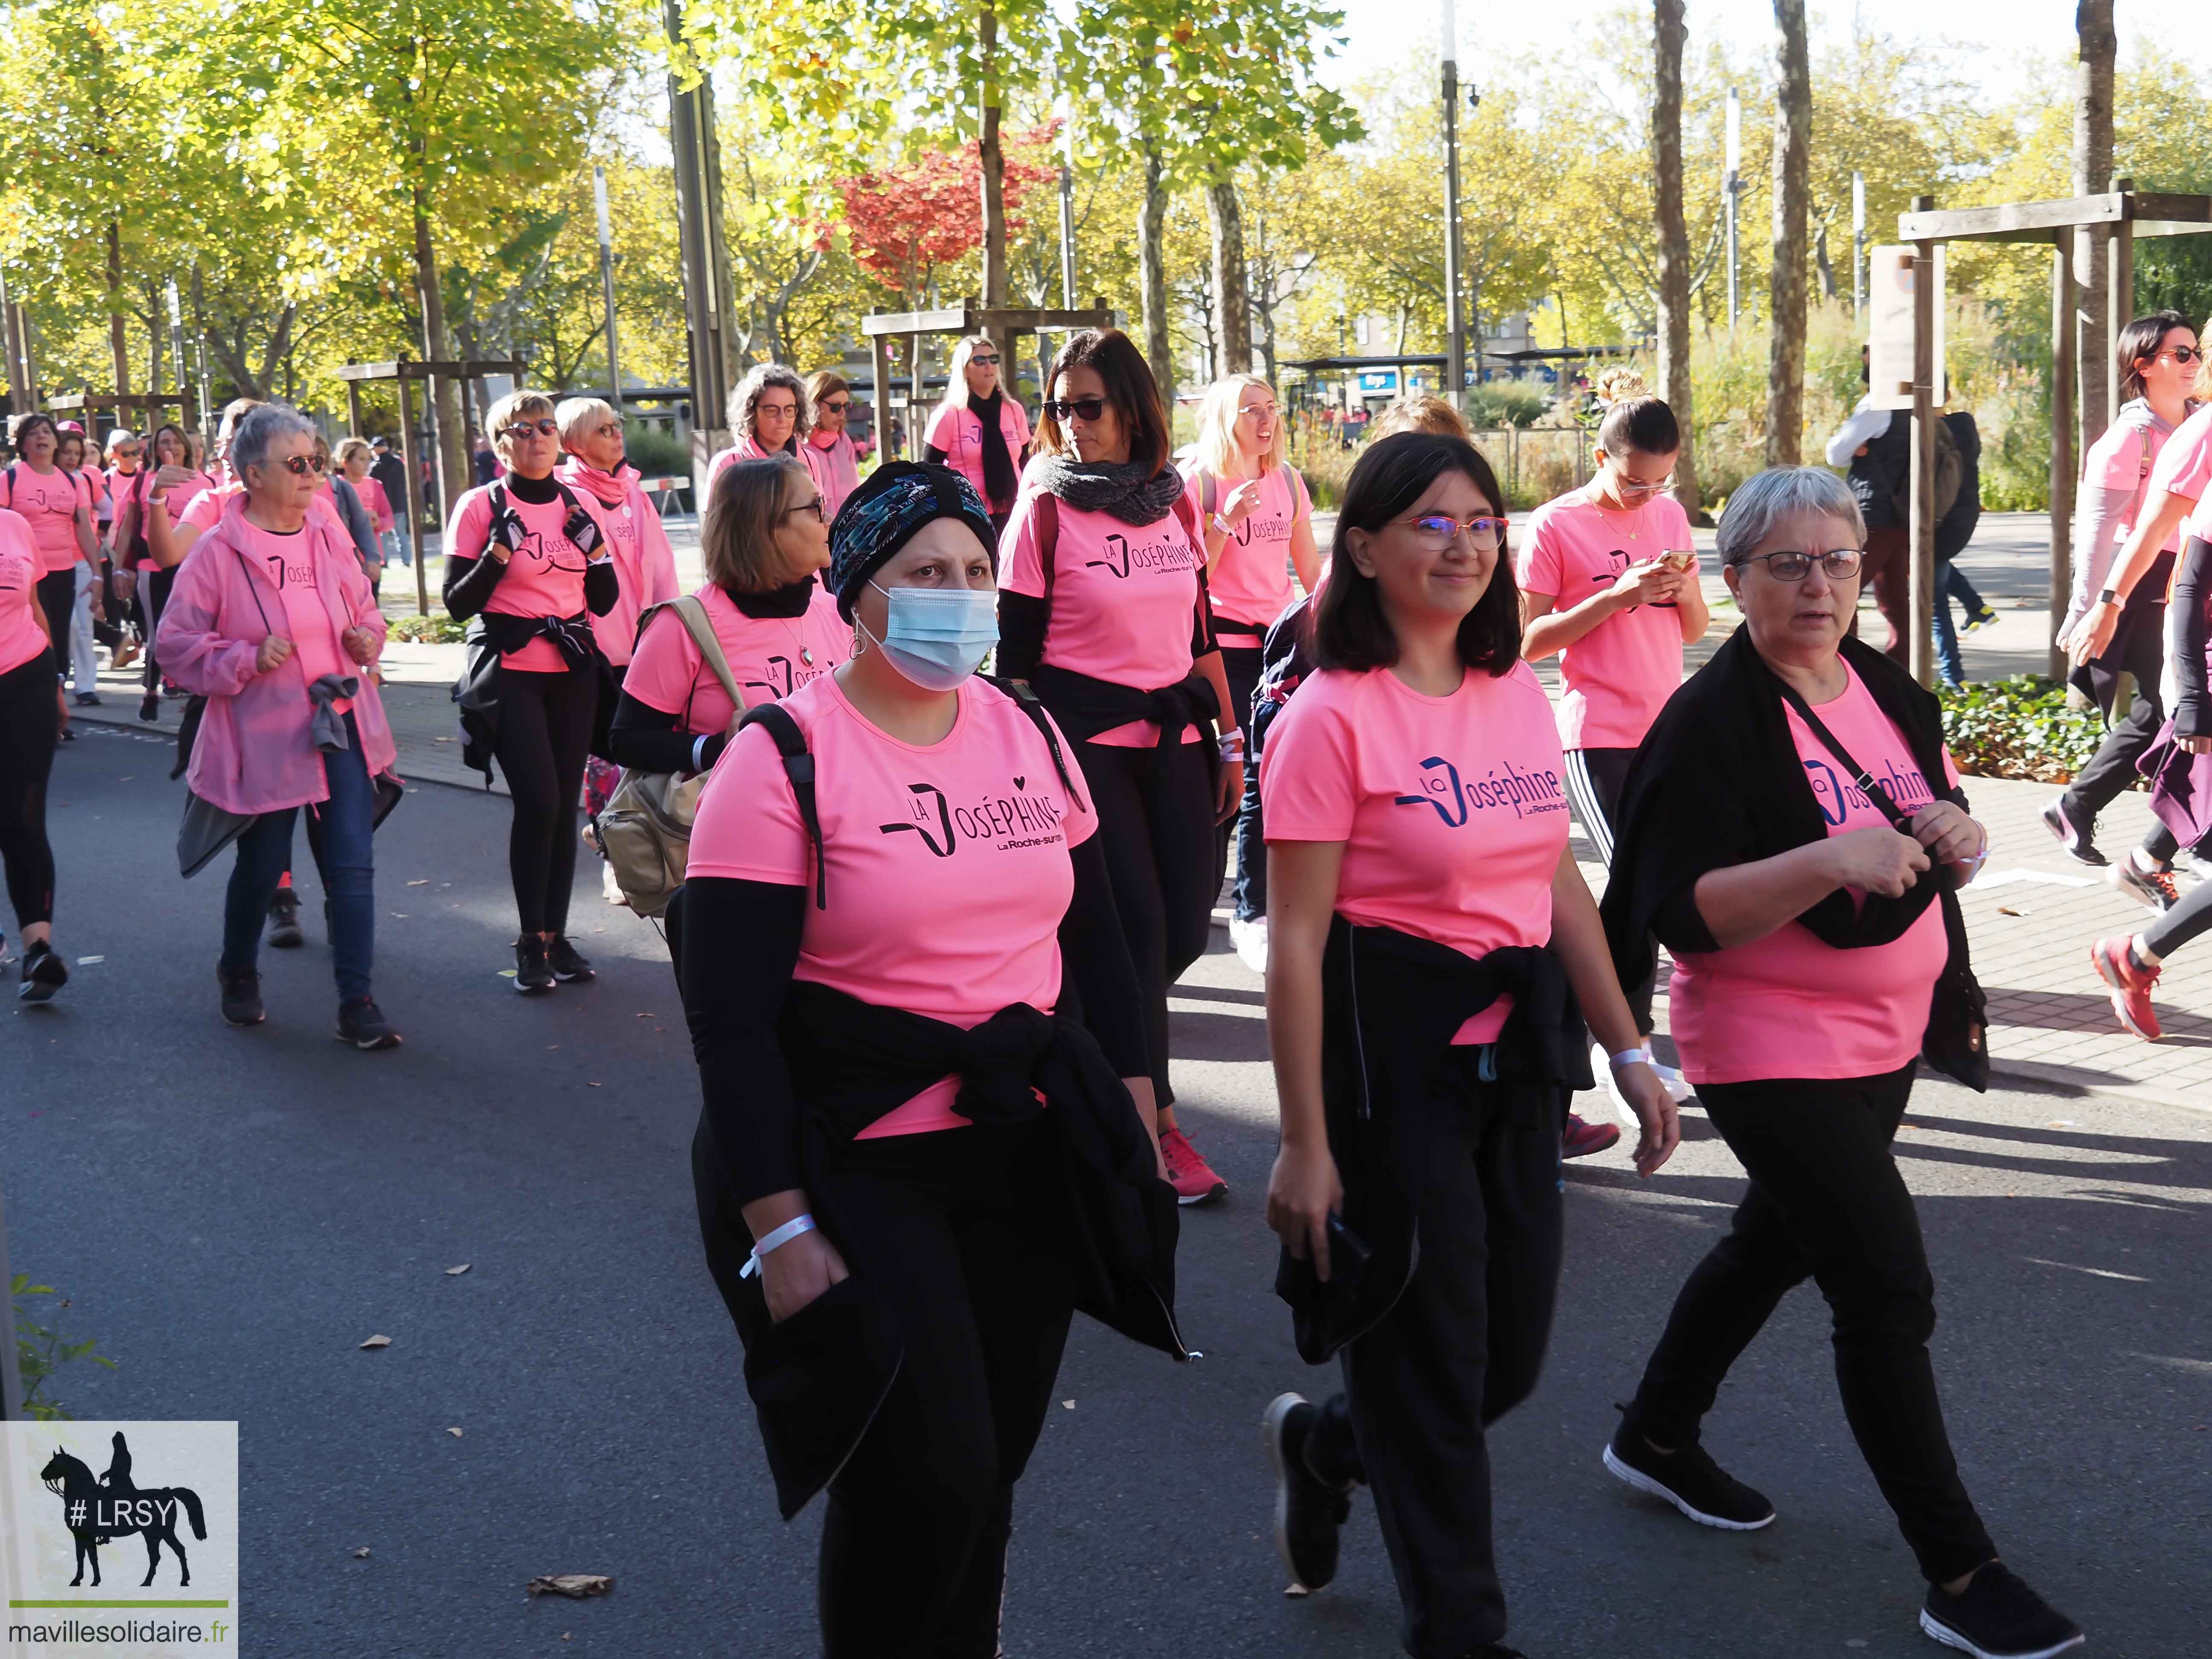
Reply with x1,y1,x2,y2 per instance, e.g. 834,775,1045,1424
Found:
36,1432,209,1588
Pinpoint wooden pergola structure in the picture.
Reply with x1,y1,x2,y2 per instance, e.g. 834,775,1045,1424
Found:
860,301,1115,463
1895,182,2212,683
46,389,198,437
338,357,521,616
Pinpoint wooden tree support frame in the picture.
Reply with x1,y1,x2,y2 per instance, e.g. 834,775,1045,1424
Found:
860,303,1115,464
1893,186,2212,684
44,390,199,437
338,358,521,617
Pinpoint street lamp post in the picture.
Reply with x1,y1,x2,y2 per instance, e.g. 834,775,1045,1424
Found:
1441,0,1467,407
1724,87,1742,329
593,166,625,422
1057,93,1078,309
1851,170,1867,319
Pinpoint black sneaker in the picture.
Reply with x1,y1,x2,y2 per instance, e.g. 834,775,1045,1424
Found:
514,937,556,995
267,889,304,948
2040,797,2107,867
548,936,595,982
336,998,402,1050
2108,857,2180,914
1920,1563,2084,1658
1262,1392,1353,1591
138,692,160,722
18,942,68,1003
217,964,265,1026
1602,1416,1775,1530
73,691,101,707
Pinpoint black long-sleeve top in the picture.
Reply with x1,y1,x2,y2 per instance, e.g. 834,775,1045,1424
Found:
442,471,618,621
2174,536,2210,739
605,578,815,775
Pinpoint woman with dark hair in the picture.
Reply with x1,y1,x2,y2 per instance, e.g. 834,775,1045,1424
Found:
445,389,621,991
1257,431,1677,1658
52,427,128,704
805,370,864,519
2049,310,2202,900
925,334,1030,532
1517,369,1706,1147
677,460,1183,1658
706,364,827,500
998,326,1243,1204
1597,466,2083,1659
1,414,100,690
0,501,69,997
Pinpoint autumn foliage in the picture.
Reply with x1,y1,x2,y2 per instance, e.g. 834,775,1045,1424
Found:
838,125,1059,304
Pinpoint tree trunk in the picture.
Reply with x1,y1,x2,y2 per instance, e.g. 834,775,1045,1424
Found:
2073,0,2115,445
105,221,131,401
1206,173,1251,378
412,192,467,526
1652,0,1701,514
978,2,1013,380
1764,0,1811,467
1138,145,1176,410
1814,220,1838,300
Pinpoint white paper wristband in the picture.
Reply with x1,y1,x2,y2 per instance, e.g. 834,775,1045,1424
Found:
1606,1049,1648,1073
739,1213,816,1278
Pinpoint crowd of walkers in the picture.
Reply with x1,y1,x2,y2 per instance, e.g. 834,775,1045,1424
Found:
13,311,2212,1659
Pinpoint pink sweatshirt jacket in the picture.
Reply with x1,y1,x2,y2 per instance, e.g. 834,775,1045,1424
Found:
156,495,400,814
556,457,682,665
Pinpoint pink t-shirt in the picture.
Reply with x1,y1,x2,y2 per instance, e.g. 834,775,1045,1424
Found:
807,429,862,519
0,513,48,675
2,466,88,573
353,474,394,534
2082,405,2180,555
623,582,850,738
999,488,1209,747
239,518,352,714
924,397,1032,509
687,671,1100,1137
1183,462,1313,638
705,435,830,500
100,466,136,524
1518,485,1698,751
446,483,613,673
1668,662,1956,1086
178,480,237,538
2147,402,2212,556
1263,660,1570,1044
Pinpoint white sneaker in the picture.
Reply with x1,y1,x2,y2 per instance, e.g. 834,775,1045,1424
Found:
601,859,625,904
1229,914,1269,975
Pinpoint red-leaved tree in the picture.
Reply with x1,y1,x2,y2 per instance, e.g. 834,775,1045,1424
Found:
839,125,1059,311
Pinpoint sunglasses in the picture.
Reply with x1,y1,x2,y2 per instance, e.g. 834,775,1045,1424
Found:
2159,345,2205,366
1610,468,1677,498
819,398,852,413
1403,513,1508,551
1045,397,1108,422
969,353,1000,366
501,419,560,439
1734,548,1863,581
257,453,330,477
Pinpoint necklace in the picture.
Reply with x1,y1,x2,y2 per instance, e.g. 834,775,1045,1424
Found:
1592,486,1642,538
782,617,814,667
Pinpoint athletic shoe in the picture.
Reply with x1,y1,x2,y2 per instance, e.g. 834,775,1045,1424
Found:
1563,1112,1620,1159
2108,858,2179,914
18,942,68,1003
548,936,595,982
2039,797,2107,867
1261,1393,1353,1592
1959,605,2000,635
1920,1563,2085,1659
267,889,304,948
513,937,556,995
73,691,101,707
336,998,402,1050
1601,1417,1775,1530
2089,934,2162,1040
1229,914,1270,975
138,692,160,722
217,964,265,1026
1159,1125,1227,1205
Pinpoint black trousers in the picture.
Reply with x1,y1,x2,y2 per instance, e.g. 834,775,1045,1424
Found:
492,663,598,936
813,1123,1075,1659
0,649,59,928
139,566,176,693
35,571,74,678
1560,745,1656,1032
1073,735,1217,1108
2066,565,2181,863
1303,1050,1565,1657
1217,639,1266,921
1624,1062,1997,1585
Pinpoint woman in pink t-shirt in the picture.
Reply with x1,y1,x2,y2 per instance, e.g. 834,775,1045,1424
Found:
1594,467,2084,1656
553,396,681,671
923,334,1031,530
704,363,830,501
803,369,863,520
676,460,1176,1657
998,328,1241,1203
114,424,215,721
1,414,99,678
0,506,70,998
155,405,402,1047
443,390,621,992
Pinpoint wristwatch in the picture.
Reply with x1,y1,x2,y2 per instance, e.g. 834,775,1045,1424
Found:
2098,587,2120,605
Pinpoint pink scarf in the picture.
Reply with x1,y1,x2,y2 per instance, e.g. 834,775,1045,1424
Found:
559,457,638,509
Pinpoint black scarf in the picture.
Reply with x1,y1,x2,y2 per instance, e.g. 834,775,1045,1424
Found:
733,575,815,619
1028,454,1187,526
971,389,1019,511
1598,625,1959,997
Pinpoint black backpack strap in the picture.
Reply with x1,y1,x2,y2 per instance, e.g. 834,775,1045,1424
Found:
738,702,826,909
982,673,1084,812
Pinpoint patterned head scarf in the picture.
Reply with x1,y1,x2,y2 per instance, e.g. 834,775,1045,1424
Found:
827,460,998,622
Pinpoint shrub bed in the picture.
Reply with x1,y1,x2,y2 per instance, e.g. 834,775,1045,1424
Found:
1940,674,2110,784
387,611,467,644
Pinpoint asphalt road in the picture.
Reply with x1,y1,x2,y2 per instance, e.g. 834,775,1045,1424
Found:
5,725,2209,1657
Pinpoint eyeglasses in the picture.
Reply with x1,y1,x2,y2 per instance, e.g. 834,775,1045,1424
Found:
501,419,560,439
1240,402,1279,419
1610,469,1676,498
1402,513,1508,551
269,453,329,477
1733,548,1863,581
2159,345,2205,366
592,422,623,439
1045,397,1108,422
756,402,797,419
783,496,827,524
969,354,1000,366
820,398,852,413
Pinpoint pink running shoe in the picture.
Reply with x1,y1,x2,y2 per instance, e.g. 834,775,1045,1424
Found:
1563,1112,1621,1160
2090,934,2162,1041
1159,1125,1228,1205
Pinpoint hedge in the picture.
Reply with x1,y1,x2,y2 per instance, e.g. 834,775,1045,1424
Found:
1940,674,2109,784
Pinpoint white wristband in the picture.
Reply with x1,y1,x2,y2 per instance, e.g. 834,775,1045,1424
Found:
739,1213,816,1278
692,733,710,773
1606,1049,1647,1072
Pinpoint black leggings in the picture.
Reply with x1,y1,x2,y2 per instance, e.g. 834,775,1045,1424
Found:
1216,638,1265,912
806,1123,1074,1659
35,572,74,678
139,566,176,693
492,663,598,937
0,649,59,928
2066,559,2181,864
1561,746,1656,1032
1073,735,1217,1107
1624,1062,1996,1585
2145,871,2212,959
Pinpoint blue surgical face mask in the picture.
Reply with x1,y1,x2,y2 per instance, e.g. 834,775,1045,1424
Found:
861,579,998,691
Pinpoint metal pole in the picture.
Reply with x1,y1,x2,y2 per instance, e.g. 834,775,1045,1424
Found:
1908,204,1937,690
594,166,626,421
1724,89,1742,329
1441,0,1466,409
163,280,194,432
1057,97,1078,309
2107,175,2133,423
1851,171,1866,320
2049,234,2077,682
399,370,430,617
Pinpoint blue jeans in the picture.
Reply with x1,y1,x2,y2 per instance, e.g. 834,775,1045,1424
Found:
221,715,376,1004
1932,560,1965,689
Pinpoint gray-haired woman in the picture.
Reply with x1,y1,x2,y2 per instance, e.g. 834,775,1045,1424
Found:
705,364,830,503
1594,467,2082,1659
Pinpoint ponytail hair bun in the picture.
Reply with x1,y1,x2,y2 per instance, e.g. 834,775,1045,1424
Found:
1594,367,1651,407
1595,367,1679,457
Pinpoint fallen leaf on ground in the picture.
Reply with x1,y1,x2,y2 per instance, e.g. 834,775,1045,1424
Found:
446,1264,470,1275
1284,1583,1311,1598
1996,905,2027,917
448,1426,463,1438
352,1547,371,1559
76,955,104,965
498,969,517,978
359,1334,392,1349
1061,1400,1075,1410
588,1082,601,1087
527,1575,613,1599
407,879,429,886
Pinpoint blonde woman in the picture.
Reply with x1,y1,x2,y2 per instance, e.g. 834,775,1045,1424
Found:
924,334,1030,531
803,369,864,519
